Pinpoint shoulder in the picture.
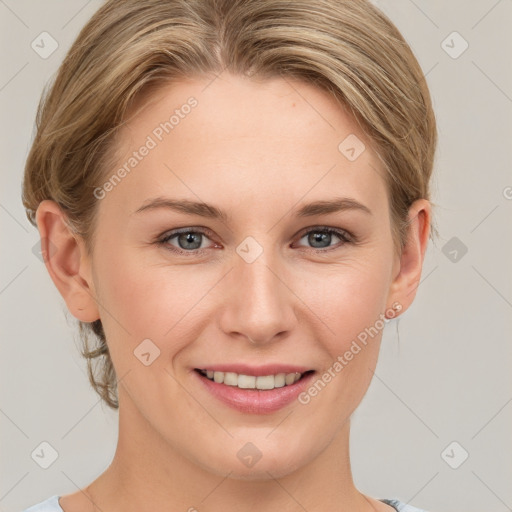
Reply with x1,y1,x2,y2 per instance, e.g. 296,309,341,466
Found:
22,495,63,512
380,498,430,512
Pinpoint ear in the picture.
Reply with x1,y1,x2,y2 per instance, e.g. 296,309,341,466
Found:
35,199,100,322
387,199,431,315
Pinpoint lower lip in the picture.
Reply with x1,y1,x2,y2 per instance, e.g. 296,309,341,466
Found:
193,370,316,415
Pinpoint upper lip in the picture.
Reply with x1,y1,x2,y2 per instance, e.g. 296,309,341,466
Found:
195,364,313,376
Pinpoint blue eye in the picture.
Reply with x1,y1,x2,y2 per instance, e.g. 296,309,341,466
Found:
296,227,353,252
156,226,354,256
157,228,213,255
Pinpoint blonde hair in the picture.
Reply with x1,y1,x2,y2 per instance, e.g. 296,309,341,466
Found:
22,0,438,410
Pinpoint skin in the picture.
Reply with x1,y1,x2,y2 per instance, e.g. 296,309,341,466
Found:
36,72,430,512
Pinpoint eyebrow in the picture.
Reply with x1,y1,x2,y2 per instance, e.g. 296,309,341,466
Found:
133,196,372,220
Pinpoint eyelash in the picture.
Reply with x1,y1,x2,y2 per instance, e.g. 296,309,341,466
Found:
155,226,355,256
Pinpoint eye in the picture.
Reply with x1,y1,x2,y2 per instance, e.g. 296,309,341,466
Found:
155,226,355,256
294,227,353,253
157,227,215,255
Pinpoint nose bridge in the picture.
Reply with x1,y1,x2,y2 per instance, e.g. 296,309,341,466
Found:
222,238,296,343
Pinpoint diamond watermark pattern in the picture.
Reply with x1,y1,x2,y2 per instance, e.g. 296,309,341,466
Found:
338,134,366,162
442,236,468,263
237,442,263,468
441,441,469,469
32,237,58,263
441,31,469,59
31,441,59,469
236,236,263,264
31,32,59,59
134,338,161,366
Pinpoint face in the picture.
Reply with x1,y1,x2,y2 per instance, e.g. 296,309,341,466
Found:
83,73,402,479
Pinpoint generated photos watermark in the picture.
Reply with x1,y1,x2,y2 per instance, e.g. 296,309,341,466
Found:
298,302,402,405
93,96,198,200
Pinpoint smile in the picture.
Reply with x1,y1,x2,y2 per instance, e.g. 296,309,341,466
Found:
193,367,316,414
196,369,310,390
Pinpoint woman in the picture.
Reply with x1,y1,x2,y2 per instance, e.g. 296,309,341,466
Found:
21,0,437,511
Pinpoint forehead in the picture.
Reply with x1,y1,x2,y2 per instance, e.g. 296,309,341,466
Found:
102,73,388,220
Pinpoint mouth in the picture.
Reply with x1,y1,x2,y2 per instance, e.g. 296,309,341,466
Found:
192,367,316,414
194,368,315,390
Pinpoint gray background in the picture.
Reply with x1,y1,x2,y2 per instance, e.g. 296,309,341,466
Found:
1,1,511,511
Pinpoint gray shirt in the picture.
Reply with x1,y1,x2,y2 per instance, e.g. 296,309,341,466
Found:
23,494,429,511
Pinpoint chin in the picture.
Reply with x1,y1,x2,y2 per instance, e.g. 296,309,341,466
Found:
196,443,310,481
216,460,305,481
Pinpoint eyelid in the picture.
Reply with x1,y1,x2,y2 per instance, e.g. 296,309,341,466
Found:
159,225,215,239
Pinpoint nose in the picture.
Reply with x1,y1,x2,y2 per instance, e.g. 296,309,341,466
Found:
218,247,297,346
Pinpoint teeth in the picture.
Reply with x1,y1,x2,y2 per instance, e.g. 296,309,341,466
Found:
200,370,304,390
256,375,275,390
285,373,297,385
238,374,256,388
274,373,286,388
224,372,238,386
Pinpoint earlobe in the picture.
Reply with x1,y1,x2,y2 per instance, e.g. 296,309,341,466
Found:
387,199,431,315
35,199,100,322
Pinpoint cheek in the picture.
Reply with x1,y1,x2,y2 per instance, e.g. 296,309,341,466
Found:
301,258,392,415
90,246,173,350
92,246,213,364
296,256,392,354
